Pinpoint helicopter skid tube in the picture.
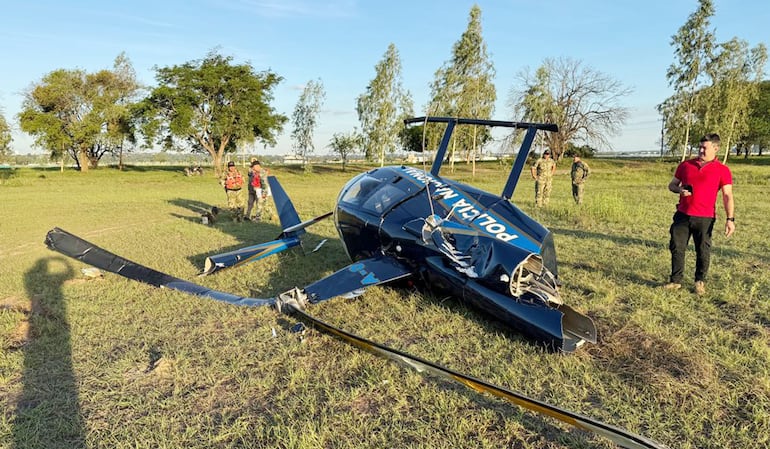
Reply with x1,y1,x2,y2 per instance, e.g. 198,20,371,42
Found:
423,257,596,353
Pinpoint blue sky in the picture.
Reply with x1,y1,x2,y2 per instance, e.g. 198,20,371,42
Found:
1,0,767,155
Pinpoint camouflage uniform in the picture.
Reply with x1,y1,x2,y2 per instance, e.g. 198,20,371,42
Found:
570,159,590,204
531,155,556,207
221,165,245,220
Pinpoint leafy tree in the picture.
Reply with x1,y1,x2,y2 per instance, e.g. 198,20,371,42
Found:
742,80,770,155
400,124,426,153
135,50,286,175
564,143,597,158
664,0,716,161
700,40,767,162
0,109,11,161
428,4,496,174
18,54,141,171
291,78,326,166
356,43,413,166
509,57,631,160
327,130,361,172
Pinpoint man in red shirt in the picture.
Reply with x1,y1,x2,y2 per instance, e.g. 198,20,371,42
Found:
664,134,735,295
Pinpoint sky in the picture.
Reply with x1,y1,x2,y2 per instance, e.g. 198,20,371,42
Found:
1,0,768,156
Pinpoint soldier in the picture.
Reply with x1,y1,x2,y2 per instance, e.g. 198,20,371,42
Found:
221,161,245,221
530,149,556,207
570,154,591,204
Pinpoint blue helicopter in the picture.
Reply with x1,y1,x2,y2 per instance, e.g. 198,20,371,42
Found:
47,116,596,352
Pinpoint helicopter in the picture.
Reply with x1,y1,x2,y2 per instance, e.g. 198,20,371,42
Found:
47,116,596,352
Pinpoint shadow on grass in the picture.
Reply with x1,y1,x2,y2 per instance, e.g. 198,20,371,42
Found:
13,257,85,449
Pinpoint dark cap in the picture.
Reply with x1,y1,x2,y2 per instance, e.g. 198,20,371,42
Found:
227,161,235,167
543,149,551,155
250,160,261,167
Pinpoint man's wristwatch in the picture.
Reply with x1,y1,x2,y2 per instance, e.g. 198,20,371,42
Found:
726,217,735,222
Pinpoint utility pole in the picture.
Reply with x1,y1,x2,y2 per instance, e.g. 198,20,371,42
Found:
660,116,665,157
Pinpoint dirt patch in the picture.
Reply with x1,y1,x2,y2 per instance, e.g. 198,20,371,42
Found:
589,323,716,388
7,320,31,349
0,296,31,313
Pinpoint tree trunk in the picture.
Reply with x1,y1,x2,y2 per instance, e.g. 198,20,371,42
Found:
78,149,89,172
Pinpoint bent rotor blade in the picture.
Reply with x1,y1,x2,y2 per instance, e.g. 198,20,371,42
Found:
201,237,302,275
284,304,668,449
45,228,274,307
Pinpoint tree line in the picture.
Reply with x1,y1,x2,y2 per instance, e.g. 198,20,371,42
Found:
1,2,767,172
660,0,768,162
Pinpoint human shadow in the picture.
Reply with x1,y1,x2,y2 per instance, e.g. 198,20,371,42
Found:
14,256,85,448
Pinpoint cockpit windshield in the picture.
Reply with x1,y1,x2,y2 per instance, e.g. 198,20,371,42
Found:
340,174,409,214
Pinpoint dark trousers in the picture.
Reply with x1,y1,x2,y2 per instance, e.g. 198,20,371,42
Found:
669,211,715,283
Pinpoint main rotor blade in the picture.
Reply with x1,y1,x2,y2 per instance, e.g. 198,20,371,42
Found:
45,228,274,307
284,303,668,449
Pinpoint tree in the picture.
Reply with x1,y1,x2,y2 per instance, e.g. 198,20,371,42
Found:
291,79,326,166
664,0,716,161
428,4,496,174
18,54,141,171
509,57,631,160
742,80,770,155
701,40,767,162
0,109,11,161
135,50,286,175
356,43,413,166
327,130,361,172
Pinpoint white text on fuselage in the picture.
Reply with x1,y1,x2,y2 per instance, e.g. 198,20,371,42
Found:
401,167,518,242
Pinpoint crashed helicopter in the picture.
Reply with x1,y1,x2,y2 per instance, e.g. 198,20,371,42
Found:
200,116,596,352
45,117,671,449
47,117,595,351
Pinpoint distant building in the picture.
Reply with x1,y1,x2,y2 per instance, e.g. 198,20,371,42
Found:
282,154,305,165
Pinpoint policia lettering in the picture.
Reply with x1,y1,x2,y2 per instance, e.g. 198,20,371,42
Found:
401,167,533,249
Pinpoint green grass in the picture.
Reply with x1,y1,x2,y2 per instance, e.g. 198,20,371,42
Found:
1,158,769,449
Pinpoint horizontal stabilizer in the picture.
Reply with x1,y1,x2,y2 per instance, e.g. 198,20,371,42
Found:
280,211,332,238
303,256,413,303
45,228,274,307
201,237,302,275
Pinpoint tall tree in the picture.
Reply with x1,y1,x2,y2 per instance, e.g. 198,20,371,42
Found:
428,4,496,174
135,50,286,175
18,54,141,171
356,43,413,166
701,40,767,162
665,0,716,161
742,80,770,155
509,57,631,160
0,109,11,161
291,78,326,165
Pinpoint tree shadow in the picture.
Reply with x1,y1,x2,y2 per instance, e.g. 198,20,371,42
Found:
13,256,85,448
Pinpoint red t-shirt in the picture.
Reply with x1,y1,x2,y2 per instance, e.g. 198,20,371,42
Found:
674,158,733,218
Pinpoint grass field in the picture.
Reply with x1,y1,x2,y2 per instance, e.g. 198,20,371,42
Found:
1,158,769,449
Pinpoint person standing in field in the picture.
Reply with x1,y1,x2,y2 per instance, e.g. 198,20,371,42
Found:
221,161,245,221
245,160,268,222
663,133,735,295
530,149,556,207
570,154,590,204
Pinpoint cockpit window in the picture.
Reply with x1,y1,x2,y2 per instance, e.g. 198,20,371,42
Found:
341,175,382,205
361,184,404,214
340,174,408,214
